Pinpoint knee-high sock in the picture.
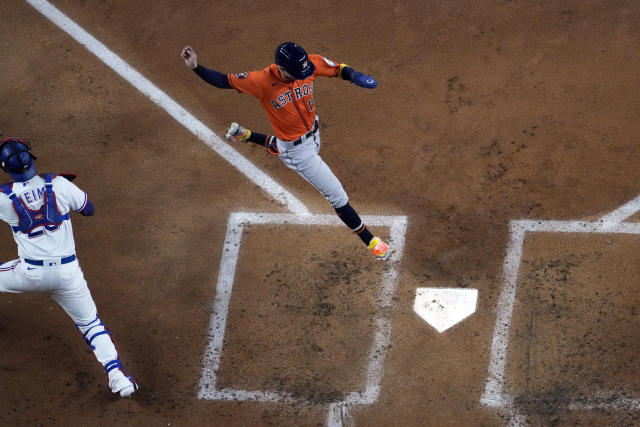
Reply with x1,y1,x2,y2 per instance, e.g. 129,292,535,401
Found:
335,202,374,246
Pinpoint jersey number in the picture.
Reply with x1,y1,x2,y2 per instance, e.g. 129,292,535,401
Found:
28,224,60,239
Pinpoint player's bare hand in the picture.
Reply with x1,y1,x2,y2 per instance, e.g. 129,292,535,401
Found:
181,46,198,69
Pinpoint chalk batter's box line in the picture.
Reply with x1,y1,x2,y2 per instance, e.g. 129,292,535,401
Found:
482,218,640,413
198,212,408,407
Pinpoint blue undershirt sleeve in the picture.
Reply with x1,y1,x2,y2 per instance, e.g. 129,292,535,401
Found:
80,200,95,216
193,65,233,89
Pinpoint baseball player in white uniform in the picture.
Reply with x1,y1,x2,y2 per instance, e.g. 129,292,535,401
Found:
0,136,137,397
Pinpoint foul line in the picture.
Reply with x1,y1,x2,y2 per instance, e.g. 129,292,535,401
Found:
482,195,640,422
25,0,310,216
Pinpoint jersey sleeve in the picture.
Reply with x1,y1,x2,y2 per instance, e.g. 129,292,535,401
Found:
53,176,88,213
227,69,268,98
310,55,340,78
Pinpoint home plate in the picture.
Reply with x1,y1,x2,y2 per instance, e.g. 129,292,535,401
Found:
413,288,479,333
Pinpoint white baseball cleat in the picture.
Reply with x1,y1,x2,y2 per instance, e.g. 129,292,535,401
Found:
108,369,138,397
226,122,251,142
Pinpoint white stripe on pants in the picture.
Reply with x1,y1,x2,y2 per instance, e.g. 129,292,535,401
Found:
0,259,118,367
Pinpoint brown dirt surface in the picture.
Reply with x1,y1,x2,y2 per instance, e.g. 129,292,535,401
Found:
510,233,640,425
1,0,639,426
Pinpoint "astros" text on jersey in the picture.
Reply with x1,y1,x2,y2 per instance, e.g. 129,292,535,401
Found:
270,83,314,110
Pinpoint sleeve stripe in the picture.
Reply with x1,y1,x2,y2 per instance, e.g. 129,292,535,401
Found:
74,193,88,212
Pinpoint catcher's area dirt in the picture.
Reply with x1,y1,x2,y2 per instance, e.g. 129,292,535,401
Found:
1,1,639,425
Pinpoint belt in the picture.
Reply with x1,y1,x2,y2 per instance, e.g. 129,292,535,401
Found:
24,254,76,266
292,119,319,146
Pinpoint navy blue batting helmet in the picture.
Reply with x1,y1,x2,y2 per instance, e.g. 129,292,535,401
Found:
0,137,37,182
275,42,315,80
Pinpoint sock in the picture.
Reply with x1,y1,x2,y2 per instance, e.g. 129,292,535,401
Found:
335,203,374,246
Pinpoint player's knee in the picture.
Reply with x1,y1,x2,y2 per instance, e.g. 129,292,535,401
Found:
329,192,349,209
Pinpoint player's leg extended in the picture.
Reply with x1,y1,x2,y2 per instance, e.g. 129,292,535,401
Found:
277,133,394,261
50,261,137,397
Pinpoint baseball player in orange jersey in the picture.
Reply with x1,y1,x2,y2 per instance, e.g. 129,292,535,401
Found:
181,42,393,260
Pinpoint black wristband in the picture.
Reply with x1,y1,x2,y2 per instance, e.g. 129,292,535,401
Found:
340,66,355,81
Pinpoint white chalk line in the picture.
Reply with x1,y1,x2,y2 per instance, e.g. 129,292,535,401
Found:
567,393,640,411
480,222,526,409
482,200,640,424
25,0,309,216
197,212,407,427
599,195,640,227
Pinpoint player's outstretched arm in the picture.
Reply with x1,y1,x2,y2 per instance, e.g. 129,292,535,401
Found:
181,45,232,89
193,65,233,89
340,64,378,89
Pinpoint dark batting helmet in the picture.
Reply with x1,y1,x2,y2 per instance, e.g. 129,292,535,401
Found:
275,42,315,80
0,136,37,182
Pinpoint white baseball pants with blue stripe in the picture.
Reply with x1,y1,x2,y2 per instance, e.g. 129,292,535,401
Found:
0,258,119,369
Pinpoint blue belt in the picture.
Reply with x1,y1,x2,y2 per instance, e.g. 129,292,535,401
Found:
24,254,76,266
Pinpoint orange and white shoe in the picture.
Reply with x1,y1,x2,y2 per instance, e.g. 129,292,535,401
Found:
226,122,251,142
368,237,394,261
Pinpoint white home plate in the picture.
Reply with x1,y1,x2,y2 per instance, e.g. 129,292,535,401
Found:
413,288,478,333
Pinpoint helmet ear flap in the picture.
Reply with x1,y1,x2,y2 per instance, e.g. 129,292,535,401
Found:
0,138,11,172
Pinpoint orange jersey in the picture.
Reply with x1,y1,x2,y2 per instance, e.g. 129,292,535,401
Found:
227,55,341,141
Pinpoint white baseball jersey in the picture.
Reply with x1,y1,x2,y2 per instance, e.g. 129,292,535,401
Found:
0,173,137,395
0,175,87,260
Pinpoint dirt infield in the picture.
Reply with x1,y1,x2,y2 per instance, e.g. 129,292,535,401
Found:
1,1,639,425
